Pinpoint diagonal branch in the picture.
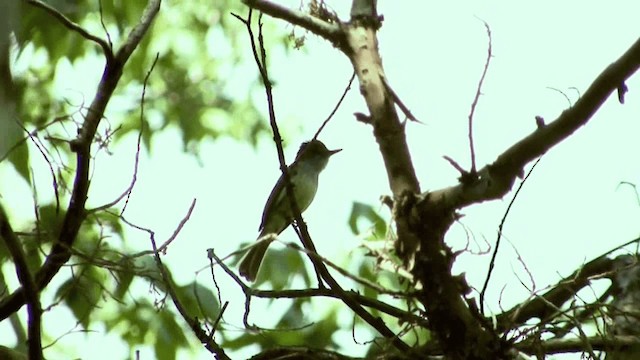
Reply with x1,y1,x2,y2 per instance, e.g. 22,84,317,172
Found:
26,0,114,61
496,256,614,331
427,36,640,211
241,0,345,48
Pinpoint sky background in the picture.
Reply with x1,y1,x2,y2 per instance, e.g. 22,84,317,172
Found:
2,1,640,359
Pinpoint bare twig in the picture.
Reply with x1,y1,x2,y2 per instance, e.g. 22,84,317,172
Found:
467,19,492,174
26,0,114,60
381,75,420,123
313,71,356,140
426,36,640,211
617,181,640,207
97,0,113,49
443,155,467,176
546,87,573,107
127,202,230,359
250,287,428,327
88,53,160,214
480,158,541,314
123,199,196,260
22,121,61,212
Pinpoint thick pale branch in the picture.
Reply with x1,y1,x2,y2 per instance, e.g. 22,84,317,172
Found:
344,23,419,196
242,0,344,48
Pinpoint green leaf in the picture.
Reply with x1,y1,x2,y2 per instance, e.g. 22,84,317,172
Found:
133,255,165,289
175,281,221,322
113,258,134,300
55,266,105,329
348,202,387,240
255,246,309,289
154,311,188,360
104,301,154,344
5,143,31,185
18,2,90,62
274,304,339,348
0,98,30,184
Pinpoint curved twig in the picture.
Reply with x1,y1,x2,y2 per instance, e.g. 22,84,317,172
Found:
26,0,114,61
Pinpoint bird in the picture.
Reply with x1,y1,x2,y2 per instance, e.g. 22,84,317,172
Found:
239,139,341,282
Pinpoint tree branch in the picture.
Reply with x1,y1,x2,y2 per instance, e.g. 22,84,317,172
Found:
241,0,345,49
496,256,613,331
142,201,230,360
0,204,42,360
517,335,640,355
249,287,428,327
26,0,114,60
426,36,640,211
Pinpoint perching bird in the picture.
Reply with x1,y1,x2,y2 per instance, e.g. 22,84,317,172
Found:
239,139,341,281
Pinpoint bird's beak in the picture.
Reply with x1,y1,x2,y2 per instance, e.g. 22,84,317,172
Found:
329,148,342,156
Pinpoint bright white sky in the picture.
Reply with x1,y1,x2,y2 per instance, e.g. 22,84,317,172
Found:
2,1,640,359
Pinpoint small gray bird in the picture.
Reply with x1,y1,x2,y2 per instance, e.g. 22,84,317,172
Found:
239,139,341,281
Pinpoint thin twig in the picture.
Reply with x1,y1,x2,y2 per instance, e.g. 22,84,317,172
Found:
129,203,230,359
313,71,356,140
546,87,573,107
480,157,540,314
467,19,492,174
381,75,420,123
26,0,114,60
443,155,467,176
124,199,196,258
250,287,428,327
97,0,113,49
88,53,160,214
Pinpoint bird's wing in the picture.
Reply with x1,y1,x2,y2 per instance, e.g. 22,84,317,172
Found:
259,166,297,231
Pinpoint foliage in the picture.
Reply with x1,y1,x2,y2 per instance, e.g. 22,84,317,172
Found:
0,0,286,358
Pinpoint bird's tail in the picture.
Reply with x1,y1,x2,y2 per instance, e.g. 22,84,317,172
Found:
239,239,271,282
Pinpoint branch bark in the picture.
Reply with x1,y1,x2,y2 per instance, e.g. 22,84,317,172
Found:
0,205,42,360
426,36,640,211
